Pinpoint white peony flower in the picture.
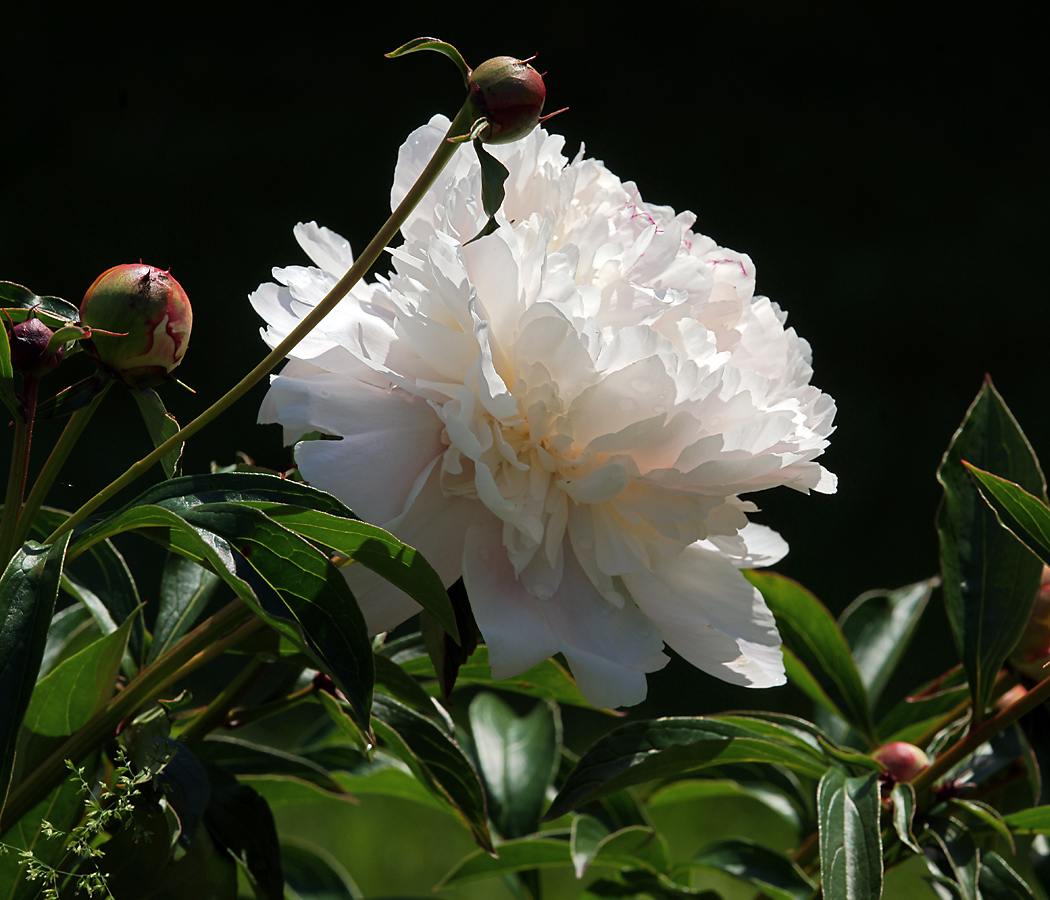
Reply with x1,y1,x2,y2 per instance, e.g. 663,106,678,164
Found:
252,115,837,709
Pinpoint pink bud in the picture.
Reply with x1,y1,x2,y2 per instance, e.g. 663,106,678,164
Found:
80,264,191,387
467,56,547,144
7,316,65,378
872,742,930,783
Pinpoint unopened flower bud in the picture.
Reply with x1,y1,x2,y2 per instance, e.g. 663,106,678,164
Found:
80,264,191,387
467,56,546,144
7,316,65,377
1010,565,1050,680
872,741,930,783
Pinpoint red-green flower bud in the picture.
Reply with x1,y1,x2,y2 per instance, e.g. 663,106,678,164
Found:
467,56,546,144
872,742,930,783
7,316,65,377
1010,565,1050,680
80,264,191,387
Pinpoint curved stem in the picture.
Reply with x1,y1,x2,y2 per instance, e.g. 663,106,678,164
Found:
43,102,476,546
177,654,269,745
0,600,258,835
13,381,112,549
911,668,1050,797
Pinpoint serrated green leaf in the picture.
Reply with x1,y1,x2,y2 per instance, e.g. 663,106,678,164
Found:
937,379,1046,721
280,836,363,899
132,387,183,479
23,606,139,735
687,838,816,900
469,693,560,839
839,579,936,708
817,767,882,900
745,570,875,742
0,534,71,809
372,694,493,852
546,716,829,821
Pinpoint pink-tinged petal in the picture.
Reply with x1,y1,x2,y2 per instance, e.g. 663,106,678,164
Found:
465,526,668,708
285,377,445,525
623,545,785,688
350,470,492,634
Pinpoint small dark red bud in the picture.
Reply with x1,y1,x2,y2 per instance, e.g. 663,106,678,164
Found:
872,741,930,783
8,317,65,377
467,56,547,144
80,263,192,387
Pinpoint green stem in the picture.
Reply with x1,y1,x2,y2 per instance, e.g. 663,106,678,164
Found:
0,377,40,563
43,102,476,547
910,668,1050,798
13,381,112,549
0,600,258,835
177,655,269,745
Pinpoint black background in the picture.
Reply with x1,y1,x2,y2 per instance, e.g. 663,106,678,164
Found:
4,2,1046,717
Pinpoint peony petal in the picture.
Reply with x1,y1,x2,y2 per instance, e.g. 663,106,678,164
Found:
623,545,785,688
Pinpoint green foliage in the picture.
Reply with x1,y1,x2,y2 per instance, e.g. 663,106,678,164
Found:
937,377,1045,720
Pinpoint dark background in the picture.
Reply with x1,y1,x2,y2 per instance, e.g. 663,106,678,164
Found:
4,2,1046,718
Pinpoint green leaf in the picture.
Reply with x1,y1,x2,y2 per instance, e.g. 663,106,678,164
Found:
0,534,71,809
203,766,283,900
23,606,139,735
876,668,969,744
745,570,875,742
687,838,816,900
0,752,95,900
937,378,1045,720
647,778,804,830
132,387,184,479
0,281,80,326
953,798,1015,853
464,140,510,243
964,462,1050,567
924,816,979,900
371,693,493,852
891,782,922,853
817,767,882,900
253,503,457,642
1001,806,1050,833
197,735,361,796
571,814,611,877
0,317,17,417
469,693,560,839
280,836,363,899
438,826,669,888
32,506,144,673
150,552,224,663
38,603,100,677
979,851,1036,900
839,579,937,708
546,716,829,821
399,643,596,708
74,501,375,723
384,37,471,86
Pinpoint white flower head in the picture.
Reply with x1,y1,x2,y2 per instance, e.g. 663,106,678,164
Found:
253,115,837,709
